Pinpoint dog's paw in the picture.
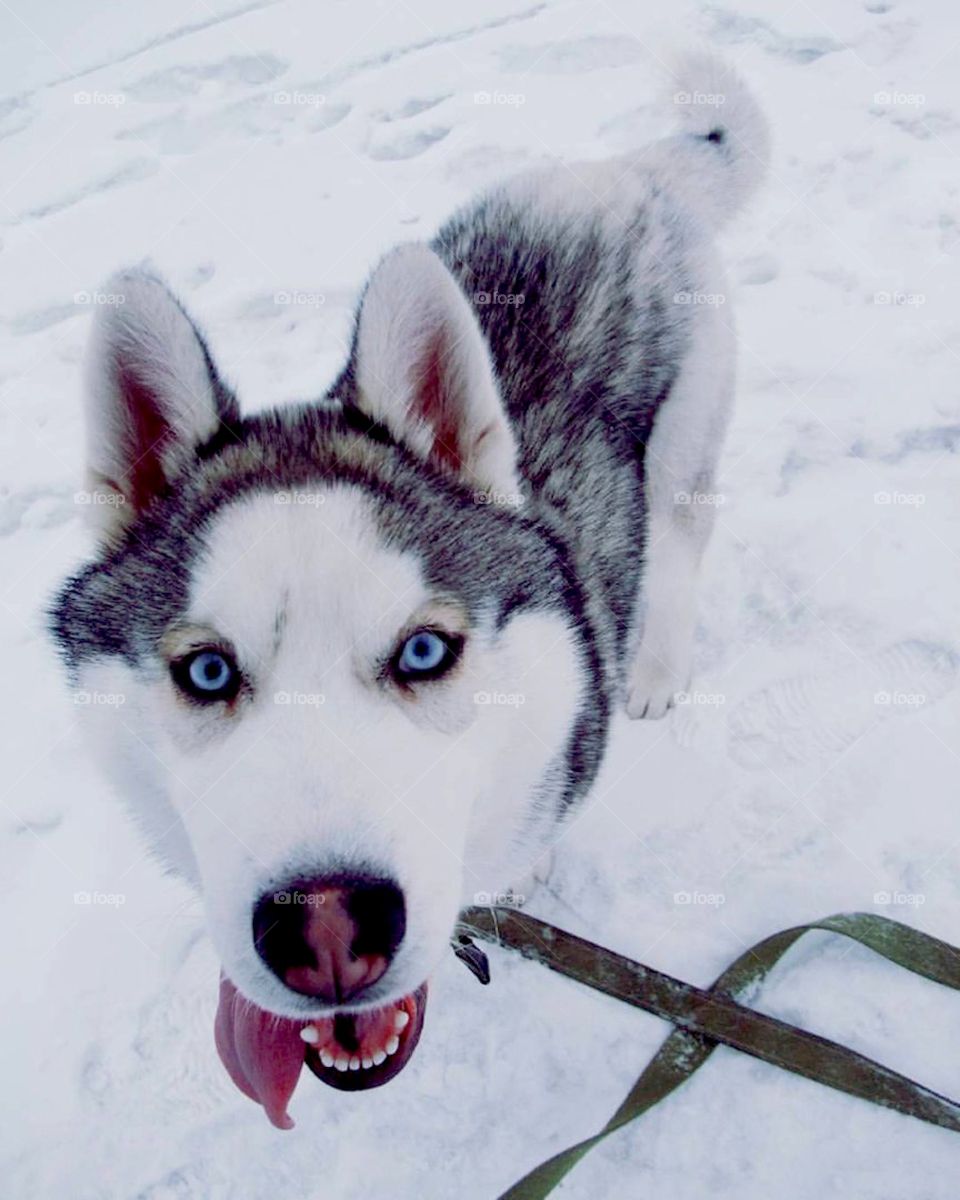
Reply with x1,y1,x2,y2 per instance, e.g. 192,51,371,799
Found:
625,648,689,720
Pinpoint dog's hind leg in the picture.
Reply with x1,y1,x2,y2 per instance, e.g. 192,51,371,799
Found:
626,305,734,720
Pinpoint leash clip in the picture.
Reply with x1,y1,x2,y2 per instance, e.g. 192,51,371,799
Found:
453,934,491,985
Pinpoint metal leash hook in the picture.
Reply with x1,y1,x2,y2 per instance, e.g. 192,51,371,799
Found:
452,934,491,985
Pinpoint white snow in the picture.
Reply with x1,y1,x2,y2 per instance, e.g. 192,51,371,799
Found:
2,0,959,1196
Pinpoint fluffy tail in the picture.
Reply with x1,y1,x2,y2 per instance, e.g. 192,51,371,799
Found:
647,52,770,229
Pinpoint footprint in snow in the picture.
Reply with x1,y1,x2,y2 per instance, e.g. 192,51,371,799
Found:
702,6,843,64
366,126,450,162
727,640,958,770
125,54,289,103
0,96,33,140
374,94,450,122
498,35,645,73
8,303,79,335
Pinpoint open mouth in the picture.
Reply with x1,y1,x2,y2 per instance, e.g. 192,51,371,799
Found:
215,973,428,1128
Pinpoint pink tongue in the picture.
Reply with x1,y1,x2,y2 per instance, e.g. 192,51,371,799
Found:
215,973,310,1129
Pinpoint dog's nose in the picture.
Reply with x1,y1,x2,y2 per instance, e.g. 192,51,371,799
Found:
252,876,405,1003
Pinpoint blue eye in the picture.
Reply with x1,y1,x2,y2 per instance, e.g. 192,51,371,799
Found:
395,630,458,681
176,650,239,701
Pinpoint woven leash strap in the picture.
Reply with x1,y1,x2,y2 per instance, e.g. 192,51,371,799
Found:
454,907,960,1199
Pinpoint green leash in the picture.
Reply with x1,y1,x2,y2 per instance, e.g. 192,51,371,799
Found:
453,907,960,1199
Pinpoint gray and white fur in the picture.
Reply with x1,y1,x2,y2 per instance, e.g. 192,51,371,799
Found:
50,53,768,1020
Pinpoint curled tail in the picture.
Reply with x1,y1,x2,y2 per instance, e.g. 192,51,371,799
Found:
648,52,771,229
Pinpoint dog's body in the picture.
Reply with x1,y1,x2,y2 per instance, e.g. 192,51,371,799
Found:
50,56,768,1122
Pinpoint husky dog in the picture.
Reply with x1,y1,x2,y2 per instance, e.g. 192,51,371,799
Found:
50,56,768,1126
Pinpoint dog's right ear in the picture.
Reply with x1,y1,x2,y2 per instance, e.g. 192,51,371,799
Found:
351,245,522,504
81,270,237,546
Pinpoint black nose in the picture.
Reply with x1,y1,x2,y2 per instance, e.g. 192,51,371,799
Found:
253,875,406,1004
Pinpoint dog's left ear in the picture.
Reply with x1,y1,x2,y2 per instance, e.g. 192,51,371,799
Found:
352,245,522,503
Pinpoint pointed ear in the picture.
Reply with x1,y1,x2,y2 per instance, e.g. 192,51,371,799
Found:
352,245,522,504
82,270,238,545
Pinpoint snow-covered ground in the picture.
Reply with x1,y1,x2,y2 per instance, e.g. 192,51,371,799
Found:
3,1,959,1196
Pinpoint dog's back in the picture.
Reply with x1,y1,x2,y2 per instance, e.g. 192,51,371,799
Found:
387,53,769,687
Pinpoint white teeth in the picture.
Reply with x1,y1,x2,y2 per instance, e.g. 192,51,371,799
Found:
305,1015,406,1070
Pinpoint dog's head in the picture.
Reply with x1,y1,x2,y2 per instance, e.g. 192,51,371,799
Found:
50,248,600,1125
